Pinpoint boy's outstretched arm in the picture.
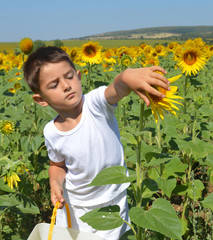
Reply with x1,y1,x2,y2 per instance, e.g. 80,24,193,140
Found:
49,160,66,208
105,66,170,106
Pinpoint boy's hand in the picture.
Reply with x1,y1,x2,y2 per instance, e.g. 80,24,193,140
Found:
50,183,66,209
120,66,170,106
105,66,170,106
49,160,66,209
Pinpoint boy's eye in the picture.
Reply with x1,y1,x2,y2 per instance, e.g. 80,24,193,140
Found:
67,74,73,79
50,83,58,89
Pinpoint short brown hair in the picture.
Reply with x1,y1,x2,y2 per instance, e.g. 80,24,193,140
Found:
23,46,76,93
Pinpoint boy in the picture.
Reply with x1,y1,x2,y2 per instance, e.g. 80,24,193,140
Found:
23,46,170,239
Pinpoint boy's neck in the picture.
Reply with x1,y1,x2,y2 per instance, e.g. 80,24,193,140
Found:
54,98,83,132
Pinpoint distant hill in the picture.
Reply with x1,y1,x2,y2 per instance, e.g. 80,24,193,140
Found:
72,26,213,41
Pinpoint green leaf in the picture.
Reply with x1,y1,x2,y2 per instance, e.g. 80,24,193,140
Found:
188,179,204,201
36,165,49,181
129,198,182,240
80,205,123,230
31,136,44,152
201,193,213,211
0,193,40,214
199,153,213,168
120,132,137,145
173,184,188,196
162,157,188,179
144,154,171,167
141,178,159,198
0,179,15,193
163,125,178,138
180,218,188,236
156,177,176,198
90,166,136,186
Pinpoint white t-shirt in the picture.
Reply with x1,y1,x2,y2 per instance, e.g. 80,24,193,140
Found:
44,86,129,207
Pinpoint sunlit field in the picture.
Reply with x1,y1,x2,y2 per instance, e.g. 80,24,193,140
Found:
0,38,213,240
0,39,186,52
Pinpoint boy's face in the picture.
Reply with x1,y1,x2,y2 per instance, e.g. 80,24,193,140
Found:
33,61,82,113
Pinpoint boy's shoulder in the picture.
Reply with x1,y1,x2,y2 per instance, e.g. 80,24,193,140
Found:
43,118,56,137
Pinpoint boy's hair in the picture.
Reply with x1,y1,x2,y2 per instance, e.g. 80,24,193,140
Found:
23,46,76,93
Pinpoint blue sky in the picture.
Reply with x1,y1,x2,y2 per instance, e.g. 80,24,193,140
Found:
1,0,213,42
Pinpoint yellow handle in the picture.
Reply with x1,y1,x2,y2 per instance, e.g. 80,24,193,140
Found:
48,201,72,240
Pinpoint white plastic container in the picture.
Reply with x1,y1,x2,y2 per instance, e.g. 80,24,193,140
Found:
27,222,103,240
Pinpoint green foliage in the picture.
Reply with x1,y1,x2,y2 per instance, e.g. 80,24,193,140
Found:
53,39,64,48
80,205,123,230
129,199,182,240
33,40,46,51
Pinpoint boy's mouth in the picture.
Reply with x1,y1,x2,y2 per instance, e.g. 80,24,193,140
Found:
66,92,75,99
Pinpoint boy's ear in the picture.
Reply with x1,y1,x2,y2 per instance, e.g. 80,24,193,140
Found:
32,94,49,107
77,70,81,81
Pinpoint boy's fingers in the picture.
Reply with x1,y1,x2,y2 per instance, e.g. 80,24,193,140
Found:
150,66,167,75
59,198,66,209
140,84,165,98
151,79,171,91
135,90,150,106
151,72,170,85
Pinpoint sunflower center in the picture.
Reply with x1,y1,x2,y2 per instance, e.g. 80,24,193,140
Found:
3,123,13,133
84,45,97,57
150,94,162,102
183,51,197,65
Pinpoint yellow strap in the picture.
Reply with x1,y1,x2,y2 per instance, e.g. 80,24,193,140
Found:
48,201,72,240
65,202,72,228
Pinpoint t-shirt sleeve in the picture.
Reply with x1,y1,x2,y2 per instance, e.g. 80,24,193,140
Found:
87,86,117,119
44,127,65,163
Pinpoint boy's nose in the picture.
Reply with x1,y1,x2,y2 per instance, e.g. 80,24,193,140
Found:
61,79,71,91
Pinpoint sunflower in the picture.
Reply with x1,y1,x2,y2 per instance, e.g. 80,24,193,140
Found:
140,43,147,50
116,46,131,59
120,55,133,67
167,42,180,53
143,55,159,67
80,41,102,65
175,39,208,76
19,37,34,54
8,88,16,93
176,47,208,76
69,47,79,62
14,82,21,90
154,44,167,56
0,120,15,134
147,74,183,123
102,61,114,72
4,172,21,189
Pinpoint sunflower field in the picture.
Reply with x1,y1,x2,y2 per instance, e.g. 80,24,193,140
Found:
0,37,213,240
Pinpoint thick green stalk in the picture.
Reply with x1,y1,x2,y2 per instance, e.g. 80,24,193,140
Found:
123,219,137,240
156,119,161,149
0,134,3,158
136,101,145,206
182,193,189,221
0,219,2,240
156,120,164,176
182,161,192,221
87,64,92,91
183,75,189,114
136,101,145,240
0,206,10,240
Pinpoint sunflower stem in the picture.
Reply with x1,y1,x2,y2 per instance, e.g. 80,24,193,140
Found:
0,134,3,158
136,101,145,206
87,64,93,91
183,75,189,114
135,101,145,240
156,119,161,149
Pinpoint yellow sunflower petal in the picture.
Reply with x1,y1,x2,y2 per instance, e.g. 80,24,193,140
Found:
168,74,182,83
